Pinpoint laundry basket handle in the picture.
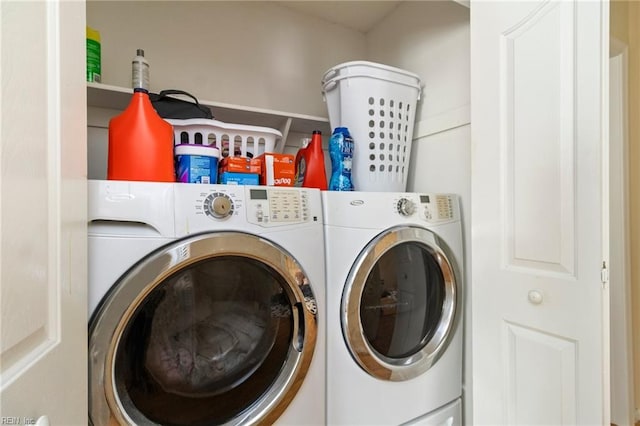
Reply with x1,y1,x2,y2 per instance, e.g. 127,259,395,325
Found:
321,73,422,100
321,69,339,85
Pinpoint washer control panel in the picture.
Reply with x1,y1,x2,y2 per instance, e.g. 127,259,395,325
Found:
245,187,309,225
174,184,319,236
193,186,310,225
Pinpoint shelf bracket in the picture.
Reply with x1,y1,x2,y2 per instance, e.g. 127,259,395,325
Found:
276,117,293,153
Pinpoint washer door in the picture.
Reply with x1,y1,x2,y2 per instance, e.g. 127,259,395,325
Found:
342,226,457,381
89,232,317,426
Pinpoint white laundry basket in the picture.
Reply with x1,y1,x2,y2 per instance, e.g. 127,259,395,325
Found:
166,118,283,158
322,61,422,192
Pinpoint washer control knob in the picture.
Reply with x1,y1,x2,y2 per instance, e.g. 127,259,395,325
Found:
397,198,416,216
204,193,234,219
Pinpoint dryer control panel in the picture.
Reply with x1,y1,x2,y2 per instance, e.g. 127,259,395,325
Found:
419,194,455,222
392,193,458,224
322,191,459,228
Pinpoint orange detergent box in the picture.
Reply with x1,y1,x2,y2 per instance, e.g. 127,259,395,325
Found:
218,156,262,174
257,153,295,186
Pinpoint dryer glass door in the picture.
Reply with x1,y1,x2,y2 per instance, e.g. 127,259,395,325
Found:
89,232,317,426
342,226,457,381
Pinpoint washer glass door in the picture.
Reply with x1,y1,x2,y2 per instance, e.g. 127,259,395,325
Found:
89,232,317,426
342,226,457,381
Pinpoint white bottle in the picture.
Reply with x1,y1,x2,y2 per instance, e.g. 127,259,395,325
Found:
132,48,150,92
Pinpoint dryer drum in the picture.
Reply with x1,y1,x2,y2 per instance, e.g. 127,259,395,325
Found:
341,226,457,382
89,232,317,426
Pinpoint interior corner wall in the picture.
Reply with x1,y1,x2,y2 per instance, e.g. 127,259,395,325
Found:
364,1,471,422
363,0,470,194
363,0,470,197
627,0,640,417
365,1,470,125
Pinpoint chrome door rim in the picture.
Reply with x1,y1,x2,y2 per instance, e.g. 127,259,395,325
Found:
89,231,317,426
341,226,457,381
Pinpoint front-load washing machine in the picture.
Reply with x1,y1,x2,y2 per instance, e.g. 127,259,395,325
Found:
322,191,463,425
88,180,325,426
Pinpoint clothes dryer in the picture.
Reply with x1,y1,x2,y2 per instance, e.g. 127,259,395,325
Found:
322,191,463,425
88,180,325,426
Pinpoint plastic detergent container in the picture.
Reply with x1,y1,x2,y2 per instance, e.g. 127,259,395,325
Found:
107,90,175,182
175,145,220,184
108,49,175,182
328,127,354,191
294,130,327,190
86,26,101,83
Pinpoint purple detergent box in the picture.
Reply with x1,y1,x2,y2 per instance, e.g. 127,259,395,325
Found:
219,172,260,185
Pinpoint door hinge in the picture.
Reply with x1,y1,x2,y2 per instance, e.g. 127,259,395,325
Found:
601,261,609,284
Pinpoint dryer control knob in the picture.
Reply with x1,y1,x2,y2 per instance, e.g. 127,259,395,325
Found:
397,198,416,216
204,192,234,219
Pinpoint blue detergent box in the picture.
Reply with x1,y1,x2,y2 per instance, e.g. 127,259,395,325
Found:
175,144,220,184
219,172,260,185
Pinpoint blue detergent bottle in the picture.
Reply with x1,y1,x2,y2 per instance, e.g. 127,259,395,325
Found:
329,127,354,191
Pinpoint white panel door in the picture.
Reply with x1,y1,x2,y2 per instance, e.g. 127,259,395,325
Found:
0,1,87,424
471,1,609,425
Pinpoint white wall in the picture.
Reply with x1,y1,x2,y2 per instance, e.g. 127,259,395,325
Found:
87,1,366,118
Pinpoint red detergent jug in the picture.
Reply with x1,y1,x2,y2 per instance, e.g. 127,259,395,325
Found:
108,48,174,182
107,89,175,182
295,130,327,190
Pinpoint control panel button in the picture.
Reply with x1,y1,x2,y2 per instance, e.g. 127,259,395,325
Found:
435,195,453,220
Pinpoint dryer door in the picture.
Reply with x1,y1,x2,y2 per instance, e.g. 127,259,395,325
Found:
342,226,457,381
89,232,317,426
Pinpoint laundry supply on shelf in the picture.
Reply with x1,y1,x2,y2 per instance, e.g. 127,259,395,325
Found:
219,172,260,185
258,153,295,187
294,130,327,190
217,156,263,186
107,49,175,182
86,26,101,83
175,144,220,184
219,156,262,174
328,127,354,191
